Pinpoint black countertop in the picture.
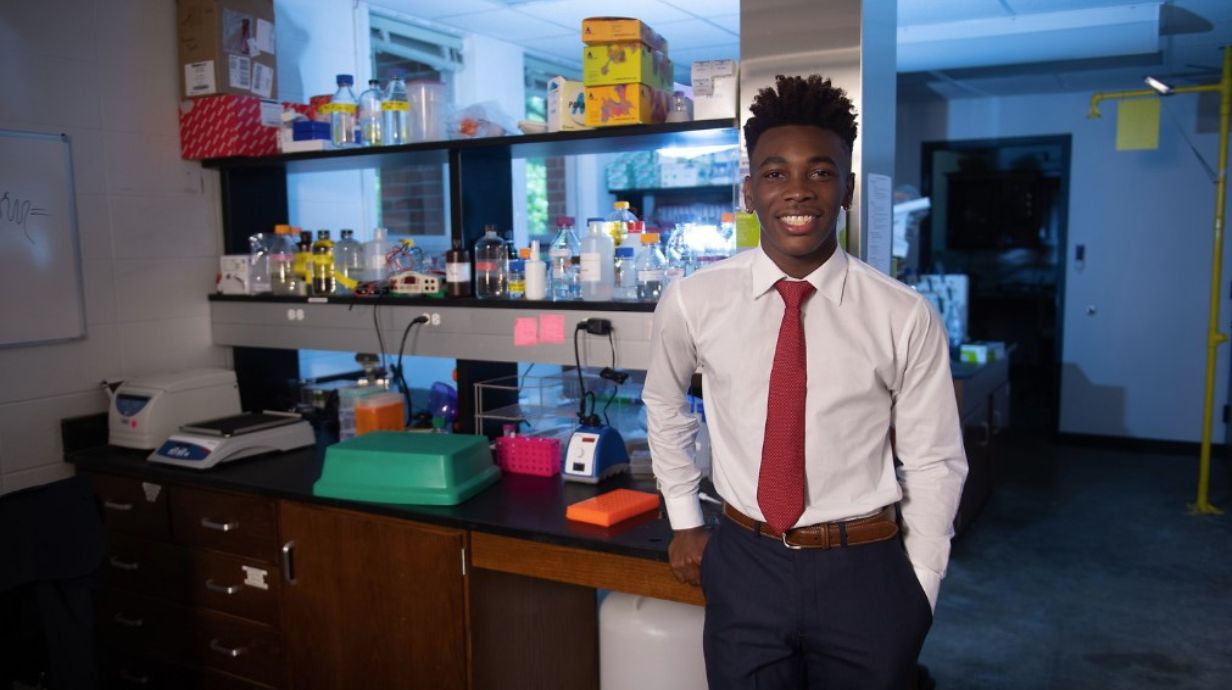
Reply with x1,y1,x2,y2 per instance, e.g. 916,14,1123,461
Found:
68,439,716,563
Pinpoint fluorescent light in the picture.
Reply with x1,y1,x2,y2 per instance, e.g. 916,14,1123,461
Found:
898,4,1161,72
1145,76,1173,95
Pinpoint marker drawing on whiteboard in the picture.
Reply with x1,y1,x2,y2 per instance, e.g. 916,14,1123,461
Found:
0,191,48,244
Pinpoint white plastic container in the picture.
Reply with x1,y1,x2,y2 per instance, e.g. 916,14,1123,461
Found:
599,592,707,690
580,220,615,301
408,81,445,141
524,240,547,301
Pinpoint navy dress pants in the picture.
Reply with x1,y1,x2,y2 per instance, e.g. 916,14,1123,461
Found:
700,515,933,689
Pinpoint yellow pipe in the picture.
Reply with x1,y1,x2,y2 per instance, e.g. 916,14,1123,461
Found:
1194,45,1232,516
1087,47,1231,515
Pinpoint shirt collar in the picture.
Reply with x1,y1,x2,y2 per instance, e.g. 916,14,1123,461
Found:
750,244,849,305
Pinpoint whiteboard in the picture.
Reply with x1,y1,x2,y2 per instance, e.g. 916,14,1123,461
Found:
0,130,86,347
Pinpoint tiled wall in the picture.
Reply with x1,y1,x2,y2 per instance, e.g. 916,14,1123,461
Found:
0,0,228,493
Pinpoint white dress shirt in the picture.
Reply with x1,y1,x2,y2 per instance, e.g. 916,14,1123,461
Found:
643,245,967,610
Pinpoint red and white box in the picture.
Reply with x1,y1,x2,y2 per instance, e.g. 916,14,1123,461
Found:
179,94,309,159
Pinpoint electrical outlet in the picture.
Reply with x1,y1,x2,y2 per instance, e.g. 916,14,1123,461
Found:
431,313,441,326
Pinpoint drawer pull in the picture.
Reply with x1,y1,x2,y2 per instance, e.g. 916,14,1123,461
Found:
281,540,296,584
108,557,140,571
205,579,241,595
209,639,248,658
113,613,144,628
200,517,239,532
119,670,150,685
103,499,133,512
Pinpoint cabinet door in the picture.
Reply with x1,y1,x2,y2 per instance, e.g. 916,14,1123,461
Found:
280,502,468,690
954,402,993,536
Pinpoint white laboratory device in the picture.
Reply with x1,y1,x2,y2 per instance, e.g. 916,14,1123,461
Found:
148,411,315,470
107,368,242,449
563,425,630,483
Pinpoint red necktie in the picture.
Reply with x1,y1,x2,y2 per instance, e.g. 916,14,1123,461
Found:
757,279,816,534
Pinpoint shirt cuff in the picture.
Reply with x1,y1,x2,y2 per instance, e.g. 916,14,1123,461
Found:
662,493,705,530
913,566,941,613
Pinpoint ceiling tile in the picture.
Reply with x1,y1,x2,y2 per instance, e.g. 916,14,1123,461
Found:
516,0,692,29
372,0,505,20
655,17,738,50
660,0,740,19
431,8,575,40
707,13,739,33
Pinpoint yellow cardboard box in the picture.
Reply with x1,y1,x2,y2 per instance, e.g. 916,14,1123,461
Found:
585,84,669,127
582,17,669,53
547,77,588,132
583,42,672,90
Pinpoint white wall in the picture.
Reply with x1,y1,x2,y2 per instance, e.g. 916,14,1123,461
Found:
897,92,1232,441
0,0,227,493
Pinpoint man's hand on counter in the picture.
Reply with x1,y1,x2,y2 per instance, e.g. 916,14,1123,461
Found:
668,526,710,587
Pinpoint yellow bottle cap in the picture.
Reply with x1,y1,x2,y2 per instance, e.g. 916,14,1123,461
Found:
614,201,630,209
519,247,531,259
641,232,660,244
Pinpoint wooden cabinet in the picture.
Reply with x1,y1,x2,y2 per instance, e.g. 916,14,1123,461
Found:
279,501,468,690
91,474,284,688
952,359,1011,535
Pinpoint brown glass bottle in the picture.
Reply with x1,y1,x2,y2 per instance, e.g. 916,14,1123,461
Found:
445,240,472,297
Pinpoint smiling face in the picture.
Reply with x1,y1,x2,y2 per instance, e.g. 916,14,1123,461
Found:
743,125,855,278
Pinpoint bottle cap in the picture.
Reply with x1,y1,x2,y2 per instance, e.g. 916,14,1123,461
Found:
373,227,387,238
616,247,634,257
642,232,661,244
519,247,531,259
628,220,645,233
614,201,630,210
316,229,330,239
275,224,292,234
336,74,354,86
369,79,381,87
721,212,735,223
509,260,525,271
341,229,354,239
556,216,575,228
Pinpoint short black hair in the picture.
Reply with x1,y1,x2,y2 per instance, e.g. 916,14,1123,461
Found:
743,74,858,160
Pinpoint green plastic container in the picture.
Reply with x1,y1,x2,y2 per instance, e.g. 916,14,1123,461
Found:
314,432,500,505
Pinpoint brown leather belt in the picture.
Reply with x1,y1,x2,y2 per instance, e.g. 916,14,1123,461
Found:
723,504,899,550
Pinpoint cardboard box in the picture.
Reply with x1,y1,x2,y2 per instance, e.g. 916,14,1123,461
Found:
692,59,738,120
583,42,672,90
585,84,669,127
547,77,589,132
177,0,277,99
582,17,668,53
179,95,307,159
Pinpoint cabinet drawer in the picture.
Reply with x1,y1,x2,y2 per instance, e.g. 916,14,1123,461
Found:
189,549,281,625
103,533,189,602
172,486,278,561
99,650,184,690
192,609,284,688
97,590,189,658
93,474,171,540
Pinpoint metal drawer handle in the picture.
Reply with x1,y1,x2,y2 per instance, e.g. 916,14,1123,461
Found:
205,579,241,595
109,557,140,571
200,517,239,532
209,639,248,658
103,499,133,512
119,670,150,685
113,613,144,628
281,540,296,584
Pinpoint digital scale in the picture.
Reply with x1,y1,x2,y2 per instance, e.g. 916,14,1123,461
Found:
148,411,315,470
562,425,630,484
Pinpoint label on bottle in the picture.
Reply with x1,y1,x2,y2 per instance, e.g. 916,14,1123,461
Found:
549,249,571,259
382,101,410,111
637,270,665,283
579,253,601,282
445,262,471,282
475,260,500,272
318,102,358,114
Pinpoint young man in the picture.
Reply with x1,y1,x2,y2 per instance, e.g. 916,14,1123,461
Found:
643,75,968,689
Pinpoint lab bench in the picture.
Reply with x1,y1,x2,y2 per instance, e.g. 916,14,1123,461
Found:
69,440,704,690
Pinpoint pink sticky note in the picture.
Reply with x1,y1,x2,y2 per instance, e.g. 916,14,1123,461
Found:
539,314,566,344
514,317,539,346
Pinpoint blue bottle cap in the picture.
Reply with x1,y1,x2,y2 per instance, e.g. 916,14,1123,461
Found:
509,260,525,271
336,74,354,85
616,247,635,257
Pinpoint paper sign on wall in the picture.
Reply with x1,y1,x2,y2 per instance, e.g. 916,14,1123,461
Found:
539,314,566,344
1117,98,1160,151
514,317,539,346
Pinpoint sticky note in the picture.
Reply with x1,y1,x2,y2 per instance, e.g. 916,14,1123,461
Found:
539,314,566,344
513,317,538,346
735,211,760,249
1116,98,1160,151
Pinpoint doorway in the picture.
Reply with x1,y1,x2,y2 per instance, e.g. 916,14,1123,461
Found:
920,136,1070,434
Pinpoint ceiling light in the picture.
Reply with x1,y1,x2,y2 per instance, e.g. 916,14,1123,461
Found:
1145,76,1173,95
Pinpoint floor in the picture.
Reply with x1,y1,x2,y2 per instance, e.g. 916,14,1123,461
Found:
919,422,1232,689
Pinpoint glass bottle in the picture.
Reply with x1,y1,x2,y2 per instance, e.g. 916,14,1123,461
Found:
358,79,383,146
293,230,314,288
269,224,303,296
329,74,358,148
311,229,335,295
605,200,637,247
579,220,614,301
635,232,667,302
613,246,637,301
548,216,580,301
507,258,525,299
362,227,392,285
383,72,410,145
334,229,364,294
445,240,472,297
474,226,507,299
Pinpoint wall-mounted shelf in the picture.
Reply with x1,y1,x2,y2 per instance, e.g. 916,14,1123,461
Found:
209,295,657,369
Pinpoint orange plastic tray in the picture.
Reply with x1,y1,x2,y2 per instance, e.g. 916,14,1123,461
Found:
566,488,660,527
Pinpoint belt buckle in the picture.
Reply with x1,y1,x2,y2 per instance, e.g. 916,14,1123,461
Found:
781,532,806,550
